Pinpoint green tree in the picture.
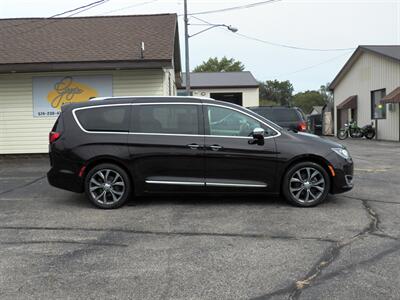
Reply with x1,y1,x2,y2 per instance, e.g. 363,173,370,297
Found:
319,83,333,103
259,80,294,106
193,56,245,72
292,90,326,114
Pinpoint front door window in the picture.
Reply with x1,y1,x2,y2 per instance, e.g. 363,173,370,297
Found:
206,105,262,137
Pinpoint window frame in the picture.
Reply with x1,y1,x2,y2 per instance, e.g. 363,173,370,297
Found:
203,104,280,139
130,103,204,136
371,88,386,120
72,104,131,134
72,102,281,139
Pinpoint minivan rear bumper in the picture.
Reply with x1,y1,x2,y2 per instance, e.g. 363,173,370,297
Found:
47,167,84,193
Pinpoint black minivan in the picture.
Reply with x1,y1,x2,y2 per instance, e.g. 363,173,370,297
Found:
48,97,353,209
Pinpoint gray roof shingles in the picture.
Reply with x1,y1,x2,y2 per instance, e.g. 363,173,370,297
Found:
181,71,259,88
360,45,400,62
0,14,177,64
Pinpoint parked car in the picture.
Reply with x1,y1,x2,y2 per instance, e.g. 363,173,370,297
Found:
248,106,308,132
48,97,353,209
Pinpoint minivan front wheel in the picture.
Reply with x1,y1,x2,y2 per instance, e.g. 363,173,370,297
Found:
84,163,131,209
282,162,330,207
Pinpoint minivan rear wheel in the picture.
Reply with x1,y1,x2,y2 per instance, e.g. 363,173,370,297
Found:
84,163,131,209
282,162,330,207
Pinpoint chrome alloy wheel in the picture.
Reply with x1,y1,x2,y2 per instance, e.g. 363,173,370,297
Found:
289,167,325,203
89,169,125,205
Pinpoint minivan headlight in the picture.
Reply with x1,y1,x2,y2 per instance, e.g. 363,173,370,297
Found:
332,147,350,159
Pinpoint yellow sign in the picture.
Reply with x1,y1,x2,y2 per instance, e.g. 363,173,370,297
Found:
47,76,99,109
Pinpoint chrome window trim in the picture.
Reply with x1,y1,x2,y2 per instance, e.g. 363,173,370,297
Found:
145,180,267,188
130,132,201,137
145,180,204,186
71,101,281,139
206,182,267,188
129,132,254,139
130,102,202,106
72,104,132,135
205,103,281,139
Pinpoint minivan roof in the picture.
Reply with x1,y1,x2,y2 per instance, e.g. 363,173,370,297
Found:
62,96,244,110
248,106,301,110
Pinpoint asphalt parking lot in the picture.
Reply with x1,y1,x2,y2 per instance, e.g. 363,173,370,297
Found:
0,138,399,300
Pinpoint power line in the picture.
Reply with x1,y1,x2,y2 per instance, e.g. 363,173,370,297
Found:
95,0,159,16
0,0,110,33
234,32,356,52
63,0,111,17
50,0,109,18
191,16,355,52
186,0,282,16
275,52,352,77
190,16,353,77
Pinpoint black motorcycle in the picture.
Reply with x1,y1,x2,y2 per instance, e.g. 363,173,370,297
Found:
338,121,376,140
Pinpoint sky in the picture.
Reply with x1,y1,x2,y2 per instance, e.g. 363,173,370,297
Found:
1,0,399,92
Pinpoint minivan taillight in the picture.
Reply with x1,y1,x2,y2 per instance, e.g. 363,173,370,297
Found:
49,131,61,143
297,121,307,132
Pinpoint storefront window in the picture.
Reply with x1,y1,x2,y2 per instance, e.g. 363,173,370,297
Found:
371,89,386,119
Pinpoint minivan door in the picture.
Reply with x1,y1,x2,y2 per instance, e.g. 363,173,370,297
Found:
203,104,278,192
128,102,205,193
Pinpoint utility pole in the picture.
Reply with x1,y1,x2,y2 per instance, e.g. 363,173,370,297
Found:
184,0,190,96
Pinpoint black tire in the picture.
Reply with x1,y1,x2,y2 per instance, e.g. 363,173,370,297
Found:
282,162,330,207
337,129,348,140
84,163,131,209
365,131,375,140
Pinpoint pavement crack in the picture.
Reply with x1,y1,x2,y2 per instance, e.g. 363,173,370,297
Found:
307,242,400,288
371,232,400,241
0,175,46,196
0,240,127,247
0,225,337,242
342,195,400,205
251,199,382,300
287,200,381,299
357,200,381,234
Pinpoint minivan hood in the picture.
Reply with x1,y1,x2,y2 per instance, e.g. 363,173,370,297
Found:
287,130,344,149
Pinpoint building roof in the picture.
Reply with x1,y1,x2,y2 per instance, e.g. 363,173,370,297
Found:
337,95,357,110
180,71,259,89
0,14,181,73
311,106,324,114
329,45,400,90
381,87,400,104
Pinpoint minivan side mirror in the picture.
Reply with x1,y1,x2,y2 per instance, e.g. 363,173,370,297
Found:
250,127,265,145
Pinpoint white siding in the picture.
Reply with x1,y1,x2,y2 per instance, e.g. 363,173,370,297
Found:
0,69,164,154
333,52,400,141
162,68,177,96
191,87,260,107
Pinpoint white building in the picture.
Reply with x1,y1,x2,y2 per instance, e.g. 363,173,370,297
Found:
329,45,400,141
0,14,181,154
179,72,259,107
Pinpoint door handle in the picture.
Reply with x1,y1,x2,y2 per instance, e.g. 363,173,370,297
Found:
210,145,223,151
187,143,200,150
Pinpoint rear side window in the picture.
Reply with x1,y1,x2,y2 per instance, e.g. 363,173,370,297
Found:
75,105,130,132
132,104,199,135
254,108,300,122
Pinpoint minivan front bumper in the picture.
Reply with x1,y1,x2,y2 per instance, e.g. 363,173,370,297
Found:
327,152,354,194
